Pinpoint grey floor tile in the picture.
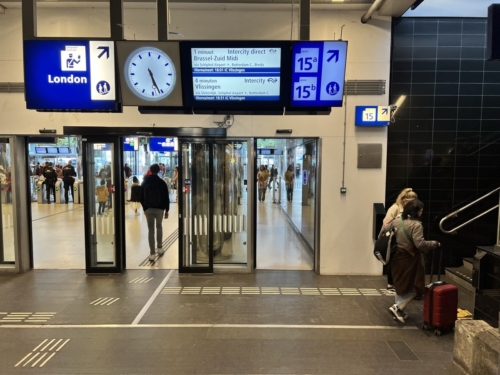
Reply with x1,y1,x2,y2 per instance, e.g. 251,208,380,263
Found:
387,340,419,360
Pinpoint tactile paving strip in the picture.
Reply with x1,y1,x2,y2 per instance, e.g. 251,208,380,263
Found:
161,287,392,296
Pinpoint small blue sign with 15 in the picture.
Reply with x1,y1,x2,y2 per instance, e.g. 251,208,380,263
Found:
355,106,391,127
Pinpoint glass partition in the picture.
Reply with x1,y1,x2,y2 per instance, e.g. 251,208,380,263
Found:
0,139,14,267
85,142,116,268
213,140,248,265
179,141,212,272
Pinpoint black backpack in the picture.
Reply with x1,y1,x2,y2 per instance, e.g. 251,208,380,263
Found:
144,178,162,208
374,225,397,265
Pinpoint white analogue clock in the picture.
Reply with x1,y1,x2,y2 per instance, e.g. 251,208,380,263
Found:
125,46,177,101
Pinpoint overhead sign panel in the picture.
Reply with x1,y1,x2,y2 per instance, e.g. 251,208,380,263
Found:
116,41,183,107
149,137,176,152
355,106,391,126
23,40,117,111
290,41,348,107
190,47,281,101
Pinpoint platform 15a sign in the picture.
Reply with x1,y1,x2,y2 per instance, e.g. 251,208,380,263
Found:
24,40,117,111
291,41,348,107
355,106,391,126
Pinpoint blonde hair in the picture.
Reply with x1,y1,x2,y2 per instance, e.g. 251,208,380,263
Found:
395,188,418,208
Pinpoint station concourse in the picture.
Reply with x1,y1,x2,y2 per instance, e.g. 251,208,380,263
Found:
0,0,499,374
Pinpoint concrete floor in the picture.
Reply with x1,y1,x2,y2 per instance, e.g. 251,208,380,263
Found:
0,270,469,374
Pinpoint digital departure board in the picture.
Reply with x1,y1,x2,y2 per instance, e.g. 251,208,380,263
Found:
190,47,282,101
290,41,348,107
149,137,176,152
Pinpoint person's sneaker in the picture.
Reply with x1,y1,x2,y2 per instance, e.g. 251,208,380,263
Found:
158,248,165,256
148,254,155,261
389,304,406,323
386,287,396,294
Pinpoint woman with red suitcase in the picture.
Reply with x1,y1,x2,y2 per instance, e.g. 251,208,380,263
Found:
385,199,440,323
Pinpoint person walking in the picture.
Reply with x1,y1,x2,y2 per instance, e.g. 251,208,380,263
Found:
140,164,170,261
284,164,295,202
382,199,440,323
95,179,108,216
129,176,141,215
382,188,418,293
257,165,269,202
43,162,57,203
62,160,77,204
269,165,278,191
124,163,133,179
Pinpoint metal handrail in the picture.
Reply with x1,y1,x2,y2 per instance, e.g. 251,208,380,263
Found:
439,187,500,235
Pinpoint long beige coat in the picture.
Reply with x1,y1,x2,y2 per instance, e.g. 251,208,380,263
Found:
385,217,439,296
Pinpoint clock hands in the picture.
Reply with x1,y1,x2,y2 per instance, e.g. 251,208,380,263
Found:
147,68,161,95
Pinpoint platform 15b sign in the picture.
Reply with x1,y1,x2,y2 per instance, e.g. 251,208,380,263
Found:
291,41,348,107
24,40,116,111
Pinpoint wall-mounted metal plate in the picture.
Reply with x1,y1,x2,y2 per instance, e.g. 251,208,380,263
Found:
358,144,382,169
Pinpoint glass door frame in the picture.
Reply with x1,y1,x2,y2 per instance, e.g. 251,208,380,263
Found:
82,136,126,274
178,137,214,274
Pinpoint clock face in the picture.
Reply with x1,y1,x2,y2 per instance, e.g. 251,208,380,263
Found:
125,46,176,101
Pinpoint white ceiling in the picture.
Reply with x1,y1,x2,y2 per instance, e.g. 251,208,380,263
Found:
404,0,493,18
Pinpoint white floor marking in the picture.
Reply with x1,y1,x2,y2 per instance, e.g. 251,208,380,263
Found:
14,338,70,368
40,352,56,367
40,339,55,351
56,339,70,351
132,269,174,325
107,298,120,305
49,339,63,351
33,339,48,352
31,353,47,367
3,323,418,330
23,352,39,367
15,352,33,367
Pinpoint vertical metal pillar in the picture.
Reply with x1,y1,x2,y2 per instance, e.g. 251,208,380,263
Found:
110,0,124,40
22,0,37,40
496,191,500,251
12,137,31,273
157,0,169,41
299,0,310,41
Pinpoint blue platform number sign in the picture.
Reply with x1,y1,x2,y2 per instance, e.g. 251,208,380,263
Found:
23,40,116,110
291,41,348,107
355,106,391,127
302,170,309,186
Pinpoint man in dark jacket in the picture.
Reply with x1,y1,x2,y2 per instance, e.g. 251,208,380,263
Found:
43,162,57,203
140,164,170,261
62,160,77,204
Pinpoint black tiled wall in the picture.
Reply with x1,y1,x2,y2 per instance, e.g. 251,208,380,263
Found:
389,18,500,270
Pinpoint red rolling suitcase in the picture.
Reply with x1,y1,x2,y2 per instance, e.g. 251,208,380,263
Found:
422,248,458,336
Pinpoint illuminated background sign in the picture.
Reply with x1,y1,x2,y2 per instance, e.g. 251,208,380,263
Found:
355,106,391,126
24,40,117,111
291,41,347,107
149,137,177,152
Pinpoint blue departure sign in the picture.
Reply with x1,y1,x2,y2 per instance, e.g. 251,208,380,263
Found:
149,138,176,152
24,40,117,111
290,41,347,107
355,106,391,126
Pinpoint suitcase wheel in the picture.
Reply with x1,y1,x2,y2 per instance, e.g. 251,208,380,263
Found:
422,324,428,331
434,330,442,337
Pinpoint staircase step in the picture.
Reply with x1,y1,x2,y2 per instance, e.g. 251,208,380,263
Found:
463,258,473,271
445,266,475,293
